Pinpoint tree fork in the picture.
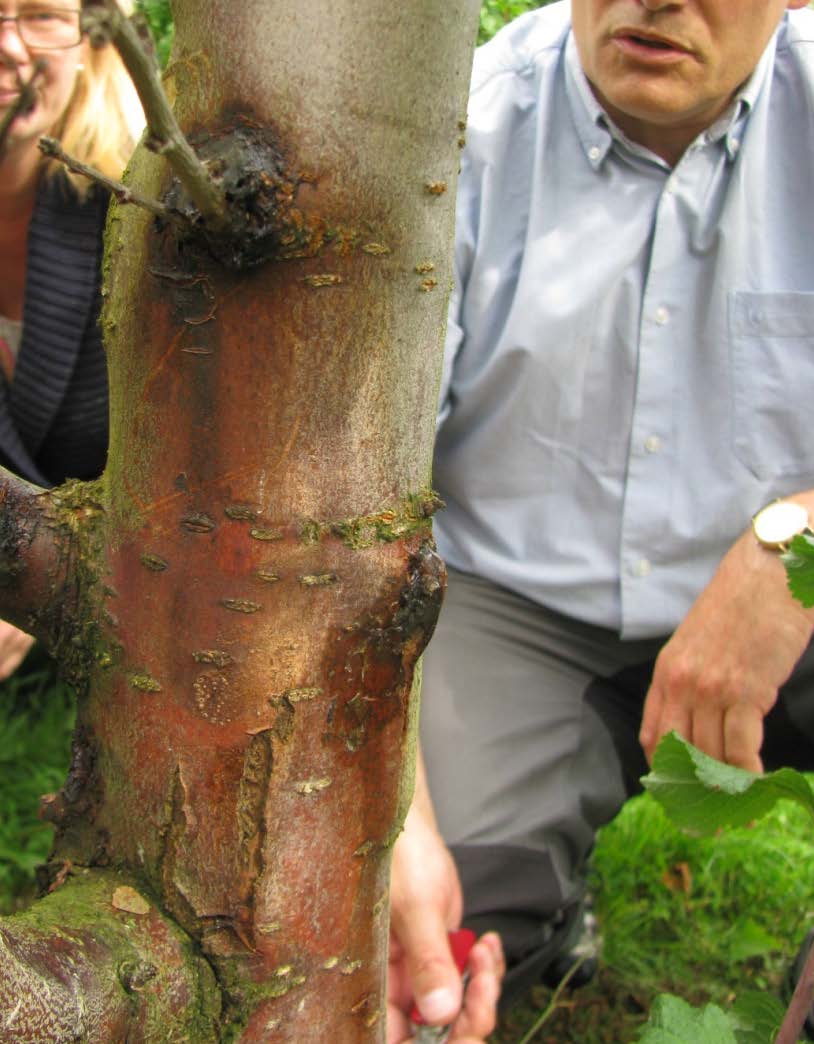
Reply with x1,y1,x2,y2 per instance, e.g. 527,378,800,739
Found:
0,1,479,1039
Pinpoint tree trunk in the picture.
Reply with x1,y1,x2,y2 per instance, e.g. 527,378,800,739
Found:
0,2,479,1040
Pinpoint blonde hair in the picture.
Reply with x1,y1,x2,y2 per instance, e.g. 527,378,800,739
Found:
45,0,145,194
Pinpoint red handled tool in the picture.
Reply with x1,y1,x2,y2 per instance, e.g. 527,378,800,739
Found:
409,928,477,1043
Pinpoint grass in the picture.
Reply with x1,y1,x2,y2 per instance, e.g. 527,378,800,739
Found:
0,651,75,915
2,666,814,1042
493,791,814,1043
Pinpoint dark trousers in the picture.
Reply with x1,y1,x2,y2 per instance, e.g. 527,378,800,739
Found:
419,567,814,964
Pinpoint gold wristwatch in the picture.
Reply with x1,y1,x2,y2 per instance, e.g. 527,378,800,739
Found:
751,500,811,551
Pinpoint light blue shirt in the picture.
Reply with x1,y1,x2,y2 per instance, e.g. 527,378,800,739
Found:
434,1,814,639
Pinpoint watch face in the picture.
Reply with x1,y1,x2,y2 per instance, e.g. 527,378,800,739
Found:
753,501,809,548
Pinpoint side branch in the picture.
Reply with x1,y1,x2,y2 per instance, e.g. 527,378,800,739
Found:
83,0,228,231
0,471,101,660
0,469,60,631
39,136,183,226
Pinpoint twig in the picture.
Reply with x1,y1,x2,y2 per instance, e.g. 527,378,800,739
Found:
81,0,228,231
515,955,589,1044
38,136,185,225
776,934,814,1044
0,60,47,159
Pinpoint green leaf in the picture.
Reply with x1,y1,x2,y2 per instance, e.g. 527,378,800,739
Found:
637,994,738,1043
726,919,783,963
729,991,786,1044
782,532,814,608
641,732,814,834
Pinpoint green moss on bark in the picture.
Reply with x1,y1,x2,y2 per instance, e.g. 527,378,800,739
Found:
2,868,220,1042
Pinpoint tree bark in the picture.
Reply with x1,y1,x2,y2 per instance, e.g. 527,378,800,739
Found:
0,2,479,1040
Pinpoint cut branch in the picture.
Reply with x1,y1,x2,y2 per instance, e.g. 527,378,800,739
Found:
82,0,228,231
0,469,60,631
38,136,185,226
0,471,105,675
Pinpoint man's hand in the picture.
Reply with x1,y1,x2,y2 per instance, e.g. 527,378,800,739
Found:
640,520,814,771
387,754,504,1043
387,925,503,1044
0,620,34,680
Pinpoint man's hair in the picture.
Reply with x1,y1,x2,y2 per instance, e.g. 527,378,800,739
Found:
44,0,145,194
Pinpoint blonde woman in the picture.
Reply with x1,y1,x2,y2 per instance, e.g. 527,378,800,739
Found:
0,0,142,677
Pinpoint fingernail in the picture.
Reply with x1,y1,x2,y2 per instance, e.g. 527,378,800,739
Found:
419,987,456,1022
419,985,457,1018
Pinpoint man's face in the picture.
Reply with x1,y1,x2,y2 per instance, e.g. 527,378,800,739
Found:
571,0,803,158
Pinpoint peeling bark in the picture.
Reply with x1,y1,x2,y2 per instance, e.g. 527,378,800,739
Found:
0,2,479,1039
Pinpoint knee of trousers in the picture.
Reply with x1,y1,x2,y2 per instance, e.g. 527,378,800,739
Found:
451,840,586,963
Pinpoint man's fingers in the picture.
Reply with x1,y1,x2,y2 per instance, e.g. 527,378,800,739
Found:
393,914,462,1025
451,933,504,1040
638,686,663,761
690,707,725,764
385,1000,411,1044
640,686,692,763
723,706,764,773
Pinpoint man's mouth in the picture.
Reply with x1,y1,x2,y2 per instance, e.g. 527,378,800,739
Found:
612,29,692,60
628,35,674,50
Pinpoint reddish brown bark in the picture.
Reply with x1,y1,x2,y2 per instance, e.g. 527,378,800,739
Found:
0,2,479,1040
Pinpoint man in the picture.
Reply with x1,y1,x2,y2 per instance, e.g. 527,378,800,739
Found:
386,0,814,1041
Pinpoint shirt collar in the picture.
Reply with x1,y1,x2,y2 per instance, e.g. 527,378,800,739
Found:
564,24,778,170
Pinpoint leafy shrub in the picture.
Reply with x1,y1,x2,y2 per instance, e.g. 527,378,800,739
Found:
479,0,554,44
135,0,173,66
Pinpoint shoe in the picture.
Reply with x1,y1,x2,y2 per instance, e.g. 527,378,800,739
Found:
498,903,599,1012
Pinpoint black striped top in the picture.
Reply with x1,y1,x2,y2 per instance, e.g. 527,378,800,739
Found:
0,174,109,488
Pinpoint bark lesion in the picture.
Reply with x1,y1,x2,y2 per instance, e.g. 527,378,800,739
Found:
300,489,444,550
39,722,110,877
234,731,274,954
156,765,202,939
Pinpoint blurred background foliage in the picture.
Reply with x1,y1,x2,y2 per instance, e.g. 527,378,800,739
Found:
478,0,551,43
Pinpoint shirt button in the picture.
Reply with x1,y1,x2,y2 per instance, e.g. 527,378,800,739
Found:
664,178,676,195
655,306,670,325
644,435,662,454
630,558,652,578
588,145,601,162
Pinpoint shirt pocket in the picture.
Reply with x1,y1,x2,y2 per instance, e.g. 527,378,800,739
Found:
730,291,814,481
